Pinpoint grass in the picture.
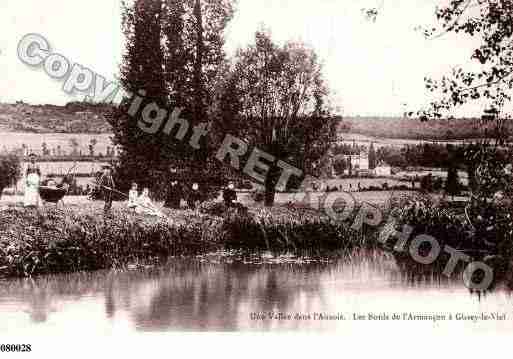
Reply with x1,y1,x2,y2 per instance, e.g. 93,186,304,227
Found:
0,206,222,277
0,201,382,278
1,189,505,279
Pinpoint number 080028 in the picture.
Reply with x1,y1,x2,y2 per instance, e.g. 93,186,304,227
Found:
0,344,32,352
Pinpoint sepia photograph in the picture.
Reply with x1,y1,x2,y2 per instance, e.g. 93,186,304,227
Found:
0,0,513,356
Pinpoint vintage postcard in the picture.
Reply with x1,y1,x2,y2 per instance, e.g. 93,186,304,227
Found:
0,0,512,356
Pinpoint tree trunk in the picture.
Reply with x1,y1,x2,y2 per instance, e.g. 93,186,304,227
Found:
193,0,204,124
264,182,276,207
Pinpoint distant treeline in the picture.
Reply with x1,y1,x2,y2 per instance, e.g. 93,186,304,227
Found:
339,116,513,141
3,102,511,141
333,142,513,170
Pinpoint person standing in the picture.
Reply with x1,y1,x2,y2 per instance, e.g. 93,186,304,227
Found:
164,167,182,209
98,165,115,215
23,153,42,208
188,182,200,209
127,182,139,211
223,181,237,207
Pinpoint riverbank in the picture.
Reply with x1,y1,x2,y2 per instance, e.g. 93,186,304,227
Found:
0,204,376,277
1,192,510,280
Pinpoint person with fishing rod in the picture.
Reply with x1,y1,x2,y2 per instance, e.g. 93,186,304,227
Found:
98,164,116,215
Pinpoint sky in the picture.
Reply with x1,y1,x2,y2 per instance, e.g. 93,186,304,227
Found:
0,0,484,116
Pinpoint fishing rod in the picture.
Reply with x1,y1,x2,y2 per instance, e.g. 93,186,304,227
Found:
97,185,171,220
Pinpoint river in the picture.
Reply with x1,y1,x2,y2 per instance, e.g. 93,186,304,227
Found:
1,250,512,334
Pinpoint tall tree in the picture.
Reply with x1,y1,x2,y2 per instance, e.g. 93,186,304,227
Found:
68,138,80,156
363,1,513,144
121,0,167,100
445,164,460,199
368,142,377,169
162,0,188,109
414,0,513,145
163,0,234,118
220,31,337,206
161,0,235,193
108,0,168,193
109,0,235,197
0,154,21,200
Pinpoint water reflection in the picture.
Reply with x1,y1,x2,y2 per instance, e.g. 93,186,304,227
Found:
1,250,513,332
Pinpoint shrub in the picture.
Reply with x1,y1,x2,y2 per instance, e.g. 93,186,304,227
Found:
0,154,21,199
198,200,229,216
220,207,376,256
420,174,434,192
0,207,223,277
445,165,460,197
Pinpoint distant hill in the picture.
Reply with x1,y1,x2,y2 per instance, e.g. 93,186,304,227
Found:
0,102,113,133
339,116,513,141
1,102,511,140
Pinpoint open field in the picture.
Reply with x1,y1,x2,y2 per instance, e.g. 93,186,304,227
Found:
0,132,113,156
0,103,111,133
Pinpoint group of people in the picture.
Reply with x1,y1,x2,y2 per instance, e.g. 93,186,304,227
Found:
127,183,165,217
22,154,70,208
124,179,238,215
162,167,238,209
94,165,239,217
163,167,202,209
21,157,239,215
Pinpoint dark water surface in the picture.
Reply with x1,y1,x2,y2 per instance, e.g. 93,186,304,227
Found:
1,250,513,333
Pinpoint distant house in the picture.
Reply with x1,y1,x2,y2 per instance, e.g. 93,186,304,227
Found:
357,169,372,177
374,162,392,177
344,153,369,171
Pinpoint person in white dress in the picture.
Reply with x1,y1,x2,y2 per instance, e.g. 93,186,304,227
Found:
127,182,139,211
23,154,42,208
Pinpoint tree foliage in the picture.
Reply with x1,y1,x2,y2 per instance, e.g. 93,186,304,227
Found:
368,142,377,169
445,163,460,197
219,30,337,205
0,154,21,198
415,0,513,144
109,0,234,198
109,0,168,195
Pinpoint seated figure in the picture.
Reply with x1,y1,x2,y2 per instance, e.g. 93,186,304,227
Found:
136,188,164,217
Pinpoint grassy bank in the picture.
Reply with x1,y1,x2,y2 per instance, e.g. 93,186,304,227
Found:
0,207,220,277
3,192,509,279
0,204,378,277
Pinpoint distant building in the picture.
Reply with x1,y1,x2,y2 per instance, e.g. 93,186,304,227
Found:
345,153,369,171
